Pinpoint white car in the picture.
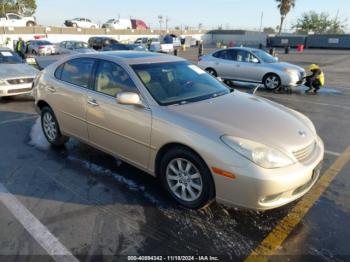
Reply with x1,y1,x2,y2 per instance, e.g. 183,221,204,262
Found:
64,18,98,29
102,18,132,29
0,48,38,97
27,40,57,56
0,13,36,27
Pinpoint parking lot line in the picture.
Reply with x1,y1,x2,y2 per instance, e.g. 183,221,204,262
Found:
260,94,350,111
244,144,350,262
0,115,37,125
0,182,79,262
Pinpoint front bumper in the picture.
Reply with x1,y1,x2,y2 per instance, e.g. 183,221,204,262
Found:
0,83,33,97
282,71,306,87
212,137,325,210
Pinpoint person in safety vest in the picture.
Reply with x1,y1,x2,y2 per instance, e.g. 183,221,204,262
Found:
305,64,325,94
15,37,26,59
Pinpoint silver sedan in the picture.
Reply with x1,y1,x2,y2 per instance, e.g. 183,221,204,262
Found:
198,47,306,90
33,52,324,210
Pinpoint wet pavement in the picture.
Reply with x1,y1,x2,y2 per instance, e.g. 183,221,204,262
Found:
0,49,350,261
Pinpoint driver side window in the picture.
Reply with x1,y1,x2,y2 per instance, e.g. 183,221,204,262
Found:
94,60,137,97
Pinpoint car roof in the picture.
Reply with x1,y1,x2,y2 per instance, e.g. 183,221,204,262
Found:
0,47,12,52
75,51,186,65
213,47,260,53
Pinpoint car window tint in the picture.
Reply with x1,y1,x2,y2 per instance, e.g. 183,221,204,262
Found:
235,50,255,62
213,50,235,60
95,60,137,97
54,64,64,79
61,58,95,88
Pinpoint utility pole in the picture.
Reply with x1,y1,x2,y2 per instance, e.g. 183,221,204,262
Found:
259,12,264,32
158,15,164,32
165,16,169,32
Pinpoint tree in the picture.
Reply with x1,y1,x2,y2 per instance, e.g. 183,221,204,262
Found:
276,0,295,34
0,0,36,15
263,27,276,34
293,11,347,34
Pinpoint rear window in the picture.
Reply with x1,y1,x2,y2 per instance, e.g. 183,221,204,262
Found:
59,58,95,88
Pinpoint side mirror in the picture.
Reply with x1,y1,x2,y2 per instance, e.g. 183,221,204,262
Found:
252,57,259,63
116,92,144,107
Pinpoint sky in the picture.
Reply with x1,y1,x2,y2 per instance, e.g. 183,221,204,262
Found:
35,0,350,31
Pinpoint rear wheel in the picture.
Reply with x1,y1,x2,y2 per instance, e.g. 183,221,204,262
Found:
205,68,218,77
159,147,215,209
26,21,35,27
263,74,281,90
41,107,69,147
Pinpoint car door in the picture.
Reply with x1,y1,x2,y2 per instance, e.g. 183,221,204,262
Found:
49,58,96,142
212,49,239,80
234,50,262,82
7,14,21,27
86,59,152,170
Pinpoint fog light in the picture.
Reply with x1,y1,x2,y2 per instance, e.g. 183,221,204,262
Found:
260,193,282,204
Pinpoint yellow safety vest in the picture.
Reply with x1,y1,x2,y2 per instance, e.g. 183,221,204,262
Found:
317,71,325,86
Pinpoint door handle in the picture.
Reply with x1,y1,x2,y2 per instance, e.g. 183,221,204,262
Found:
47,86,56,93
87,98,99,107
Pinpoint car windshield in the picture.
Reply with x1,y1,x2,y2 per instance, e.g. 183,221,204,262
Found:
252,50,277,63
36,41,52,46
132,61,230,106
0,51,23,64
74,42,88,49
106,19,115,23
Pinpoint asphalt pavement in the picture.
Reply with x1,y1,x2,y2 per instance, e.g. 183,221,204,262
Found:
0,48,349,262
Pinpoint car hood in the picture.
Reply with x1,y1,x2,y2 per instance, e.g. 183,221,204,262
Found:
0,63,38,79
269,62,305,72
167,91,315,152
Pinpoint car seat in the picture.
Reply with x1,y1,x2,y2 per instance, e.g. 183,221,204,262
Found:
137,71,168,100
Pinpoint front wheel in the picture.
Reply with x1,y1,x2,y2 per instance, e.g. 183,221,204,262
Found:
205,68,218,77
159,147,215,209
41,107,69,147
263,74,281,90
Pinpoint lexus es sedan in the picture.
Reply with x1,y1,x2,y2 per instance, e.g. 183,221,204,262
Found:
0,48,38,97
198,47,306,90
33,51,324,210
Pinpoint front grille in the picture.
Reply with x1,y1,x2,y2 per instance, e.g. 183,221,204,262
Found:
293,142,316,163
7,78,34,85
8,87,32,94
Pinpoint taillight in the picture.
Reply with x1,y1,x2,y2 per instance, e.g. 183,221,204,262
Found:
38,46,45,49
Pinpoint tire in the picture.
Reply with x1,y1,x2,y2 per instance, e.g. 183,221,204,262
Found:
41,107,69,147
26,21,35,27
205,68,218,77
159,147,215,209
263,74,281,90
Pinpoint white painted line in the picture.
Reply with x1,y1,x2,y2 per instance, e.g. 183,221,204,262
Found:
0,116,37,125
260,95,350,111
325,150,342,157
0,182,79,262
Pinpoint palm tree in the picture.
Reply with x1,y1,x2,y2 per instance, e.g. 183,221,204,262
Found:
276,0,296,34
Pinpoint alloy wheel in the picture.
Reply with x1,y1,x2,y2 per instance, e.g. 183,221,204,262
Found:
42,112,57,142
166,158,203,202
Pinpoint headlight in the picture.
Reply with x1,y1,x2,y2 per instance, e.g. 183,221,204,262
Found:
284,68,297,75
221,136,294,169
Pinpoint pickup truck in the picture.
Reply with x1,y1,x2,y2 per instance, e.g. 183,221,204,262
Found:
0,13,36,27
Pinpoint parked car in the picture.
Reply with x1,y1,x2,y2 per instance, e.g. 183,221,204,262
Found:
88,37,119,50
149,41,174,53
64,18,98,29
102,43,147,52
27,40,57,56
102,18,132,29
58,41,96,54
0,13,36,27
198,47,306,90
135,37,149,44
33,52,324,210
0,48,38,97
